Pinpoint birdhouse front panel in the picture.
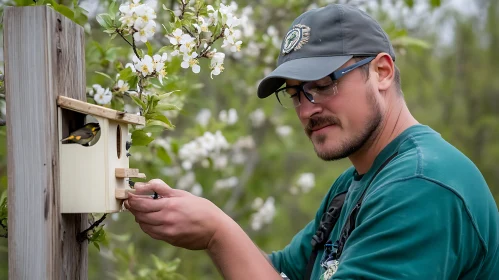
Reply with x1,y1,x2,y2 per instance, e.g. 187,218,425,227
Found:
59,113,110,213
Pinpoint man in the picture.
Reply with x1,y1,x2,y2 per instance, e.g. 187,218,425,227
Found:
125,4,499,280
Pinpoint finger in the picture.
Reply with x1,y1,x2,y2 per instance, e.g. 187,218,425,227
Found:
133,210,167,226
133,179,189,198
126,195,166,212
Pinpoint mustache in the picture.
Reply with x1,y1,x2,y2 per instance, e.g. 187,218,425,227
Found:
305,116,340,136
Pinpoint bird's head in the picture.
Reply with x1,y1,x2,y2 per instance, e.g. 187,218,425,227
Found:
86,123,101,133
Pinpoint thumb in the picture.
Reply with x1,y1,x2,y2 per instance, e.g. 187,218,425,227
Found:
133,179,187,198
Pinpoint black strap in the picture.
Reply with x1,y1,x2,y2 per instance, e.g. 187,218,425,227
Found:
303,152,398,280
304,191,347,280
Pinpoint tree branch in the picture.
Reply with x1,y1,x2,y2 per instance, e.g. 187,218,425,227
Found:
117,29,141,60
200,27,225,58
76,214,107,243
178,0,189,20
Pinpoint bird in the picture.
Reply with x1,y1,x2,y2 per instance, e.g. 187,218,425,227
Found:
60,123,100,146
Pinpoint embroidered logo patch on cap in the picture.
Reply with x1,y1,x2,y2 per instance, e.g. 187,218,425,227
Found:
282,24,310,55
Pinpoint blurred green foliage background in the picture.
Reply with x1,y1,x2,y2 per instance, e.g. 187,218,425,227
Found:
0,0,498,279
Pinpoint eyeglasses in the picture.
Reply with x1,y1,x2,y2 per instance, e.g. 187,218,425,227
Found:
274,57,375,108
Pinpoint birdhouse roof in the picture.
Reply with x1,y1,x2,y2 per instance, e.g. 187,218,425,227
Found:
57,96,145,126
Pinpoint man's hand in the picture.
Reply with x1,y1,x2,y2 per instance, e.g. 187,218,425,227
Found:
124,179,282,280
124,179,229,250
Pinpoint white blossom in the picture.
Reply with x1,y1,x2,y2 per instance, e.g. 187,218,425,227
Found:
168,28,183,45
179,34,196,54
213,154,228,170
219,108,238,125
133,20,156,43
196,108,211,127
125,63,136,73
182,160,193,170
296,173,316,193
213,176,239,191
177,172,196,190
118,0,157,43
133,54,154,76
181,52,200,73
249,108,265,127
178,131,230,168
116,80,129,93
233,136,255,150
0,100,6,117
160,166,182,177
190,183,203,196
92,85,112,105
276,125,293,137
193,17,210,34
250,197,276,231
251,197,264,210
210,52,225,78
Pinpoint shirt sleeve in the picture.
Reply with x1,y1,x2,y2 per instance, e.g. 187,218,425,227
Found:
332,177,481,279
269,219,316,280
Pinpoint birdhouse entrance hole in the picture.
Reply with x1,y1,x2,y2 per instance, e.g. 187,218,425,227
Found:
60,108,101,147
117,125,122,159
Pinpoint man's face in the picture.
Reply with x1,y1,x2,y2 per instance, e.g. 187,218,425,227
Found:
287,60,383,161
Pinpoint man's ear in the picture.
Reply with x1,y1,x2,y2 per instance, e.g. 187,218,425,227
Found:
373,53,395,92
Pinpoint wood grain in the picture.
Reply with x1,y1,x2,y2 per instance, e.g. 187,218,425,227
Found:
115,168,146,178
115,188,136,199
4,6,87,279
57,96,146,126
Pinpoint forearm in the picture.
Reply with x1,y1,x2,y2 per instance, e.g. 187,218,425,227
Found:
207,218,281,280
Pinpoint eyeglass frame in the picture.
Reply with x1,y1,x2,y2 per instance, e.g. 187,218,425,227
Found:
274,56,375,108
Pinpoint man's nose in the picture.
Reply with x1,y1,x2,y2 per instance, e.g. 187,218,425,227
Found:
297,92,323,119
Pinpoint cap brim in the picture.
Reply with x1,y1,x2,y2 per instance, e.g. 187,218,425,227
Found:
257,55,353,99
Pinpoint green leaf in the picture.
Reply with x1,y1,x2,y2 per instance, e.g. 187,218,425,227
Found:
162,5,177,20
146,119,174,130
96,13,112,29
118,67,134,81
93,241,101,251
151,255,164,270
170,139,179,154
131,130,154,146
392,36,431,49
150,113,174,127
130,94,147,110
53,4,75,20
404,0,415,8
95,71,114,81
157,45,172,55
14,0,34,6
109,0,119,20
164,258,181,272
157,147,172,165
145,42,153,56
155,103,181,111
430,0,441,8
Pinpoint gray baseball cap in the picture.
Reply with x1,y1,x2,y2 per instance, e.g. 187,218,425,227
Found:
257,4,396,99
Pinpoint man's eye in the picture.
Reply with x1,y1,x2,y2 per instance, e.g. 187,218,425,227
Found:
315,84,333,91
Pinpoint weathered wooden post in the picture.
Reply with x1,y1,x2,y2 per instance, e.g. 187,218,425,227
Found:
4,6,88,279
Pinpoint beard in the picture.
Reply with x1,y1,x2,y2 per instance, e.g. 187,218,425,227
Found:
305,86,383,161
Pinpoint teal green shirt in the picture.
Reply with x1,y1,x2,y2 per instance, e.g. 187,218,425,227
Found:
270,125,499,279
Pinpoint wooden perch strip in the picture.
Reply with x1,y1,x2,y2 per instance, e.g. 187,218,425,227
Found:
57,96,146,125
115,168,146,179
115,188,136,199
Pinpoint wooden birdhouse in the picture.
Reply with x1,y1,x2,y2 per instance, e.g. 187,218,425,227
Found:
57,96,145,213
